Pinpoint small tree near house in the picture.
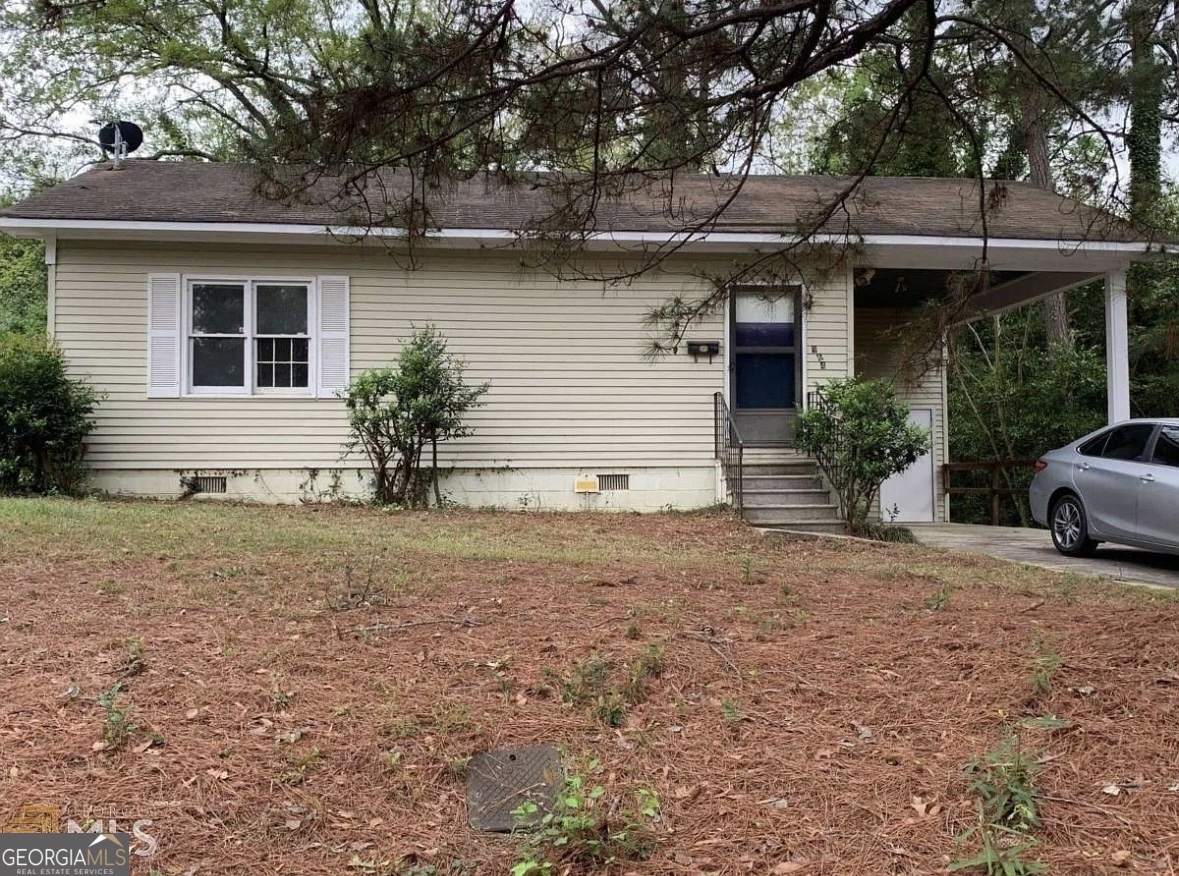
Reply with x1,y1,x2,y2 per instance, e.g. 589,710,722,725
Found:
795,378,930,536
344,325,489,507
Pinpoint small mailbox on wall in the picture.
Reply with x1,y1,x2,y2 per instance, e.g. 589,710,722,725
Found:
685,340,720,362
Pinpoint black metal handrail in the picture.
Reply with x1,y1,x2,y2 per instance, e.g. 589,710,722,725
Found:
805,388,844,505
714,392,745,510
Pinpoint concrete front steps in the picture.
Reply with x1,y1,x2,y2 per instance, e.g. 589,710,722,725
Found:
731,454,845,533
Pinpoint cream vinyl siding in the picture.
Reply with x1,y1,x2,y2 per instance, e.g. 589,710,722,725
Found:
56,241,748,470
854,307,948,521
803,273,852,385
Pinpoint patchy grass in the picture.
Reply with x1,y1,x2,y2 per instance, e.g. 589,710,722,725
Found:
1,498,1177,875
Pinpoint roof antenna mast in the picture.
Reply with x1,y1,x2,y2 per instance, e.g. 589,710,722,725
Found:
97,120,144,169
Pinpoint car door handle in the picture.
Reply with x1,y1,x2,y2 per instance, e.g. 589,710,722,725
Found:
1078,462,1090,471
1141,473,1155,483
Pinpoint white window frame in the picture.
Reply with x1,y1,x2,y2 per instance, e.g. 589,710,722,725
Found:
183,275,317,398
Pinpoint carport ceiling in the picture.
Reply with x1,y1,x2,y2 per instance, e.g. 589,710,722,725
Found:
854,268,1030,308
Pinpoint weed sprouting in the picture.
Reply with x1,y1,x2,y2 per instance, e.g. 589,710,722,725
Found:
1028,635,1062,697
96,682,139,749
270,676,297,710
550,646,667,727
924,584,953,611
721,699,748,722
278,746,322,785
952,734,1045,875
510,762,659,874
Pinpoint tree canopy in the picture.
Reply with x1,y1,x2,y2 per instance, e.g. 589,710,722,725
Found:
0,0,1173,237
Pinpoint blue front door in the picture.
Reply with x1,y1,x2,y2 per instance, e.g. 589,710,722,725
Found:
731,287,800,445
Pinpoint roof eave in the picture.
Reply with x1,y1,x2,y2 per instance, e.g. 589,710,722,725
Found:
0,216,1163,272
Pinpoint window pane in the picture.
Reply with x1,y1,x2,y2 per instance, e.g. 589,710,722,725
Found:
257,337,274,361
192,284,245,334
293,363,309,387
735,352,795,409
257,285,308,335
1078,432,1109,457
292,338,309,362
1153,426,1179,467
274,363,292,387
1101,424,1154,461
257,362,274,388
192,338,245,387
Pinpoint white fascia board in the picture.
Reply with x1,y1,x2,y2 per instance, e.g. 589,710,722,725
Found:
0,216,1160,264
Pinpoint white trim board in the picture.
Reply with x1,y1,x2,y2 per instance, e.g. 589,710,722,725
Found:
0,215,1159,260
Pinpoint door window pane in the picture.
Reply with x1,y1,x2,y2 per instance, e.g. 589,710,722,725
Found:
1152,425,1179,467
735,323,795,347
192,338,245,387
192,284,245,334
735,353,795,409
256,285,308,335
1101,424,1155,461
735,290,794,324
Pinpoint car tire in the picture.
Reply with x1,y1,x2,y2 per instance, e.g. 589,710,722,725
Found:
1049,493,1098,557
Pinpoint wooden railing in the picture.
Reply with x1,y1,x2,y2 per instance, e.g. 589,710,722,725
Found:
942,459,1040,526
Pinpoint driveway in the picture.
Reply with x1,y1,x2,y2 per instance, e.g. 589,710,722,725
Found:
910,524,1179,589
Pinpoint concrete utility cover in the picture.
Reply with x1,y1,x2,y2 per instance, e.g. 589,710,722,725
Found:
466,745,562,832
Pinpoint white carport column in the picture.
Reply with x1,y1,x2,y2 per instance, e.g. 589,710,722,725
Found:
1105,270,1130,424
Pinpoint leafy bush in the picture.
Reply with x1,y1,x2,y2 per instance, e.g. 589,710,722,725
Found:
949,326,1106,525
345,325,489,506
0,333,98,494
796,378,930,535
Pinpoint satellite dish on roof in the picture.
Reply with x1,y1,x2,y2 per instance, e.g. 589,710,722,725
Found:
98,121,143,168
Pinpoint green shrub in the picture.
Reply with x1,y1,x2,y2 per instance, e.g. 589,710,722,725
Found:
345,325,489,506
0,333,98,494
796,378,930,535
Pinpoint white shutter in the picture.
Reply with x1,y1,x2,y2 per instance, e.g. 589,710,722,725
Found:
317,275,350,398
147,273,182,398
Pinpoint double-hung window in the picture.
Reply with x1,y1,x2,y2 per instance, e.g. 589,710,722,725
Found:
187,279,312,395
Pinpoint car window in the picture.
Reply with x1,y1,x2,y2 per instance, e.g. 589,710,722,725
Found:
1077,431,1109,456
1101,424,1155,461
1152,425,1179,467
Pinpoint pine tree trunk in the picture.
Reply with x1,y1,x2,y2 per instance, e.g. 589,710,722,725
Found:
1128,0,1163,224
1019,89,1072,350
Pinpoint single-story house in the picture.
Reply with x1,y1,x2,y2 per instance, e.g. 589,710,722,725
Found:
0,163,1159,529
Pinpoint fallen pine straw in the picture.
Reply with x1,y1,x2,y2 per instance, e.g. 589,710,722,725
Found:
0,500,1177,875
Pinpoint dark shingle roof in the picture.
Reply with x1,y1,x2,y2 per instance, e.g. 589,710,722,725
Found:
0,160,1146,243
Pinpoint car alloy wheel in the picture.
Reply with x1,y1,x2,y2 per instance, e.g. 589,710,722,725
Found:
1052,498,1084,551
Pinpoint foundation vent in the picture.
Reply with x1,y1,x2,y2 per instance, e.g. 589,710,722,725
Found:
192,475,228,494
597,473,630,491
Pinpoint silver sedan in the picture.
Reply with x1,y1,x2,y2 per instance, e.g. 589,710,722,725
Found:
1029,419,1179,557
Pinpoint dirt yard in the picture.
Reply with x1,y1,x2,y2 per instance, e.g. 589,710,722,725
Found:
1,499,1177,875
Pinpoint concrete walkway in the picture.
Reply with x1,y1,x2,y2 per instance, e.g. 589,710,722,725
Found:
910,524,1179,589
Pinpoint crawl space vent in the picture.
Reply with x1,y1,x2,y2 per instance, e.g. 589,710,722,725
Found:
597,473,630,491
192,476,227,494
